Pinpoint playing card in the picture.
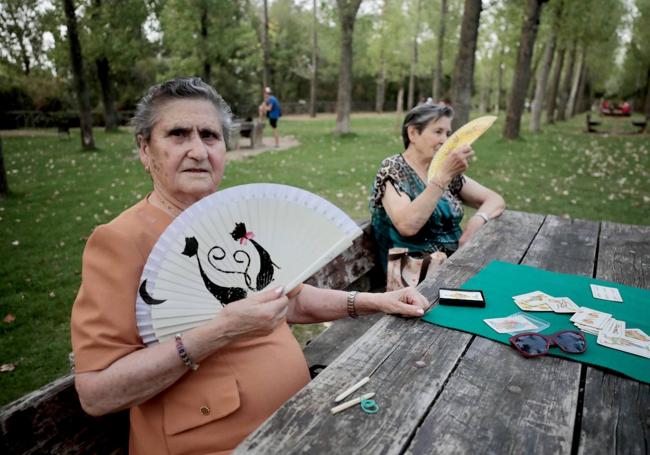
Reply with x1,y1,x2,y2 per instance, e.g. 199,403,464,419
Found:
513,299,552,312
590,284,623,302
484,315,538,334
512,291,555,307
546,297,579,313
570,307,612,330
597,332,650,359
574,324,600,336
601,318,625,337
624,328,650,342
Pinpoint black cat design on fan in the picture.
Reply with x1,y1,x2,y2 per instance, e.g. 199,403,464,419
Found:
139,223,280,306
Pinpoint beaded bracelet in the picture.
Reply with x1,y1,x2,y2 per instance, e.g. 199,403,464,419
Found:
347,291,359,319
174,333,199,371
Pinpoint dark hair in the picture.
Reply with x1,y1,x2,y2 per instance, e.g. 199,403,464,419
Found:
401,103,454,149
131,77,233,148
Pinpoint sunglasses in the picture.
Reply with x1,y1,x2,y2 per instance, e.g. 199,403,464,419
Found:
509,330,587,358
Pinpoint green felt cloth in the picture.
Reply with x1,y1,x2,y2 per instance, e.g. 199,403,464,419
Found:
422,260,650,383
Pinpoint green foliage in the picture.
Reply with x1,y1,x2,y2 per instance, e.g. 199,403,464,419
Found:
1,113,649,405
160,0,260,113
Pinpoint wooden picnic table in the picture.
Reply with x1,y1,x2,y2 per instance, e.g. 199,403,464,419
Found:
235,210,650,454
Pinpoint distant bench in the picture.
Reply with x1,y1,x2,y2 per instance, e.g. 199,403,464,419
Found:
0,222,383,454
231,118,265,149
586,114,647,134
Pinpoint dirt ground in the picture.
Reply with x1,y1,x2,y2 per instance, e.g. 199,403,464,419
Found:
226,135,300,161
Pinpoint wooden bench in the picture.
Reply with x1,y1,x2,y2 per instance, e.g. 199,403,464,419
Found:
0,221,383,454
230,118,265,150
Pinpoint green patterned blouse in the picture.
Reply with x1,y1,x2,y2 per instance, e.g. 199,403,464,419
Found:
370,154,465,271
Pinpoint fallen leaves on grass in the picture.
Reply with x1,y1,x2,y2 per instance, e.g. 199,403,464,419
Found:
1,363,16,373
3,313,16,323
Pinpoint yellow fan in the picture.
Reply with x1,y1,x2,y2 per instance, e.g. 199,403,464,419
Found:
427,115,497,182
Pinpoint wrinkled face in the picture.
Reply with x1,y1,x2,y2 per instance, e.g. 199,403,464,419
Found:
410,116,452,156
139,98,226,207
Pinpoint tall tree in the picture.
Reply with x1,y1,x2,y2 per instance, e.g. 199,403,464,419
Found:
335,0,363,134
407,0,422,110
262,0,270,89
530,38,555,132
309,0,318,117
161,0,258,112
0,137,7,197
503,0,548,140
644,67,650,119
566,45,585,118
450,0,482,131
556,41,576,122
545,47,565,123
432,0,447,102
62,0,95,150
494,41,506,115
199,3,211,83
530,0,563,132
0,0,44,75
90,0,117,132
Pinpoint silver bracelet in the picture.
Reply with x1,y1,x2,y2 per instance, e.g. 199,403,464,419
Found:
474,211,489,223
347,291,359,319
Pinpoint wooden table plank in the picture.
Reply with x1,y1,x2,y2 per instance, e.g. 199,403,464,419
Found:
407,215,599,454
579,221,650,455
234,210,545,454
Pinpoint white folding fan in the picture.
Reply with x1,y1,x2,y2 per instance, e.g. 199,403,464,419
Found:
136,183,363,345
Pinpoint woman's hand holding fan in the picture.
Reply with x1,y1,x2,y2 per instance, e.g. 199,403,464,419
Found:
427,115,497,183
136,183,363,345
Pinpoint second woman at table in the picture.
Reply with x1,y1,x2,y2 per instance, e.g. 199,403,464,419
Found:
370,103,506,270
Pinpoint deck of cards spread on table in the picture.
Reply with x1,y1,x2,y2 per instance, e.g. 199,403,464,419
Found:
569,307,650,359
502,286,648,359
511,291,580,313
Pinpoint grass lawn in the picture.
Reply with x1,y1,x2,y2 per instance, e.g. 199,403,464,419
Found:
0,111,648,406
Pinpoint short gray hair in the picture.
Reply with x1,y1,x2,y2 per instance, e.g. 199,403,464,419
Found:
401,103,454,149
131,77,234,148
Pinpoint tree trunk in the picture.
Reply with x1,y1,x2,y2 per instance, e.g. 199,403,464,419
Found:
0,137,8,197
432,0,447,102
450,0,482,131
530,36,556,132
62,0,95,150
92,0,117,132
96,57,118,132
566,46,585,118
495,47,505,114
575,65,588,114
376,63,386,113
526,48,543,111
556,41,576,122
396,82,404,115
262,0,270,90
309,0,318,117
407,0,422,110
546,47,565,123
479,66,492,114
335,0,363,134
644,66,650,119
503,0,548,140
200,5,211,84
